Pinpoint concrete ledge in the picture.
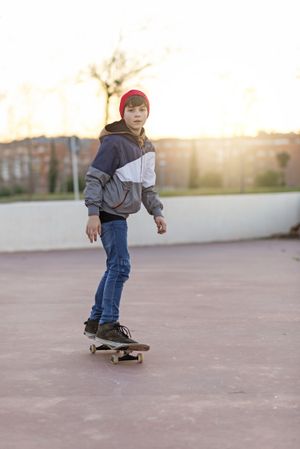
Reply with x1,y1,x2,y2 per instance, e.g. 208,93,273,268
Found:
0,192,300,252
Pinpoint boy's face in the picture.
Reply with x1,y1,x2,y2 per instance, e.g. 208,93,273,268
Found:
123,102,148,135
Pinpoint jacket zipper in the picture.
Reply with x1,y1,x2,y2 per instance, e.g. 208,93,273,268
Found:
140,148,144,182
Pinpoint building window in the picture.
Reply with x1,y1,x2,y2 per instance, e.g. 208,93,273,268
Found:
273,139,289,145
1,160,10,181
14,158,22,179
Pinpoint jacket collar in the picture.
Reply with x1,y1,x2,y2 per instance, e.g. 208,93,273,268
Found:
99,119,147,148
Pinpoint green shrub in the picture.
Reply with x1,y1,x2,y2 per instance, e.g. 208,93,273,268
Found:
12,185,26,195
0,187,11,197
255,170,280,187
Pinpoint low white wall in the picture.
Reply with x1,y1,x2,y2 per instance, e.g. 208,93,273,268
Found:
0,193,299,252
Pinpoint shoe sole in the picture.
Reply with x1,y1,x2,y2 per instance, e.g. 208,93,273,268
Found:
95,337,138,349
95,337,150,351
84,331,96,339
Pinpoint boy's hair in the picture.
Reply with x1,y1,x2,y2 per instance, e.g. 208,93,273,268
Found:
119,89,150,118
125,95,147,109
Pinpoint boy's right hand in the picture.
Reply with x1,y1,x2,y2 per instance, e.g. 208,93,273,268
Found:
86,215,101,243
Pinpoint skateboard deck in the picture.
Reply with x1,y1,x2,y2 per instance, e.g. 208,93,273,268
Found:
88,341,150,364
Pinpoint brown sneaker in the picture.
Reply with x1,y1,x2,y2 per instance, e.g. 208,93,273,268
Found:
95,322,138,347
84,319,99,338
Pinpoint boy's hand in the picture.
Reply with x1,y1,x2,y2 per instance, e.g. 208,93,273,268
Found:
154,216,167,234
86,216,101,243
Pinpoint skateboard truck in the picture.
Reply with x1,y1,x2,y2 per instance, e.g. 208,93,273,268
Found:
89,343,148,364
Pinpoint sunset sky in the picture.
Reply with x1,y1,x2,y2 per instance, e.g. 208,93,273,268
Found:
1,0,300,141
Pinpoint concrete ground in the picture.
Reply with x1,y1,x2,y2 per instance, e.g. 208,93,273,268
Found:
0,239,299,449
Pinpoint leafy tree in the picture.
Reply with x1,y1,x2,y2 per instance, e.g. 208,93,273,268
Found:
66,175,85,193
276,151,290,186
189,146,199,188
48,139,59,193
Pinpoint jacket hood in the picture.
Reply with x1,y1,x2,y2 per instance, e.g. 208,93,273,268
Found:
99,119,147,147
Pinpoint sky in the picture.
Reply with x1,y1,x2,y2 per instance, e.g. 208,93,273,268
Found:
1,0,300,141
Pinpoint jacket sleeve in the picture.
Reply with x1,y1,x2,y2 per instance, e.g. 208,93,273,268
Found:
142,186,164,218
141,150,164,217
84,138,120,216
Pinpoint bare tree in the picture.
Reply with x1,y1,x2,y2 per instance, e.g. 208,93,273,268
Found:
88,44,152,124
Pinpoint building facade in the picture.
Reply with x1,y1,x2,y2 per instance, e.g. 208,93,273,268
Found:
0,133,299,195
155,134,300,189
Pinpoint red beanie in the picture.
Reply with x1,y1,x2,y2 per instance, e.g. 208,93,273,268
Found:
119,89,150,118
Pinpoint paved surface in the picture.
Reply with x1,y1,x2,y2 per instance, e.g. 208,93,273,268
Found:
0,239,299,449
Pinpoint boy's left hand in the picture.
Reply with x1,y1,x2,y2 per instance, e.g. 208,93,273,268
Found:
154,216,167,234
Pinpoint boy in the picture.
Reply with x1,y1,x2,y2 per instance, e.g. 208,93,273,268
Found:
83,89,167,347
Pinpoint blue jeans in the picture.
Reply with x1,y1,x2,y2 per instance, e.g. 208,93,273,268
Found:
89,220,130,324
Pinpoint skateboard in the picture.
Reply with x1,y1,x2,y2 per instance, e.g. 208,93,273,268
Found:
89,342,150,364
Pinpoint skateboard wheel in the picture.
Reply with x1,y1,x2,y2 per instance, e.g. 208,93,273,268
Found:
137,353,143,364
111,354,119,365
90,344,96,354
